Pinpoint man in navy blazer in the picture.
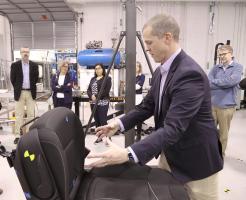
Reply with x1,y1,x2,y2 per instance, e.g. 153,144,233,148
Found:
10,47,39,144
88,14,223,199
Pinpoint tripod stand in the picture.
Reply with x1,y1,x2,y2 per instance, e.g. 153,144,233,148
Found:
85,30,154,144
85,0,154,146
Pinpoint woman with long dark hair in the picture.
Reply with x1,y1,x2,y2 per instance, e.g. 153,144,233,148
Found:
87,63,112,143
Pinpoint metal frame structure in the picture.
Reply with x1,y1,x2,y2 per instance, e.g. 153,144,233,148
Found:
0,0,76,23
85,0,153,146
124,0,137,146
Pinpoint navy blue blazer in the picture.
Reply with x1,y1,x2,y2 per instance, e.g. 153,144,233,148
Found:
120,50,223,183
10,60,39,101
51,72,73,105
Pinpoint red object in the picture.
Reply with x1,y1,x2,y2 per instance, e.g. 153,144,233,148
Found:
41,15,48,20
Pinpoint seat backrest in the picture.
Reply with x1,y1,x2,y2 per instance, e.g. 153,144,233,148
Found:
14,107,86,200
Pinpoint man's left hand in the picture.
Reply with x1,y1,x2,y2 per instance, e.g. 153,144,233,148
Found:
87,138,128,168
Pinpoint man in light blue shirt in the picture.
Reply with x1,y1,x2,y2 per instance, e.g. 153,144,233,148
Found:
208,45,243,156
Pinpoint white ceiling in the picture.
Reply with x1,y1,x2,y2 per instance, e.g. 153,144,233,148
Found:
67,0,245,3
65,0,246,12
0,0,76,23
1,0,244,22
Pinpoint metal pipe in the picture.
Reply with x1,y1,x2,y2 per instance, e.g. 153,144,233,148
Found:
137,31,153,76
85,32,125,135
124,0,136,147
214,42,224,65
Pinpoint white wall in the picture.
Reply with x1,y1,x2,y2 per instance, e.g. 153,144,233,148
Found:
13,49,56,63
0,15,11,61
74,1,246,77
1,1,246,76
0,15,12,90
79,2,122,50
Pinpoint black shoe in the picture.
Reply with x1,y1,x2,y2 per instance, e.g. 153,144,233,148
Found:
0,188,3,195
90,128,95,134
14,137,20,144
114,131,120,135
94,137,103,144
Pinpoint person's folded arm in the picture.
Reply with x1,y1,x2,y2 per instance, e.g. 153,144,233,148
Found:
208,66,220,89
51,75,60,92
212,64,243,88
137,75,145,87
60,81,72,93
210,82,221,90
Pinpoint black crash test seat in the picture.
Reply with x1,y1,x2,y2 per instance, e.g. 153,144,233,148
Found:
13,107,188,200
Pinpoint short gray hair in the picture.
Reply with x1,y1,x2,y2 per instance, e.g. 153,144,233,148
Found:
20,47,30,52
143,14,180,41
218,45,233,54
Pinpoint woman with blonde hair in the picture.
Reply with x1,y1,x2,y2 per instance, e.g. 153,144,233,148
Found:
51,60,73,109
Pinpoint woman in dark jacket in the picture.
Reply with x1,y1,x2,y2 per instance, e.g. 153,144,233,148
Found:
87,63,112,142
135,61,145,99
135,61,145,141
51,60,73,109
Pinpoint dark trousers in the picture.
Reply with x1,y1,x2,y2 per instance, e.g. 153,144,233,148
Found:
55,98,72,109
136,123,142,142
90,104,109,127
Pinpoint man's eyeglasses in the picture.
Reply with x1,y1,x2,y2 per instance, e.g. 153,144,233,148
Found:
218,52,231,57
21,51,29,53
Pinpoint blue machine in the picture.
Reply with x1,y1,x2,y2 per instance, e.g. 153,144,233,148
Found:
77,48,121,68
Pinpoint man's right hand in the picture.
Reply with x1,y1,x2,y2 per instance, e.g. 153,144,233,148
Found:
95,120,120,139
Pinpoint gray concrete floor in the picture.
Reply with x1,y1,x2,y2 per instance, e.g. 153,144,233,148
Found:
0,102,246,200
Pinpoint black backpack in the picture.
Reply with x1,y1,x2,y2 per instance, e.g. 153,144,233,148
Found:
13,107,188,200
239,77,246,90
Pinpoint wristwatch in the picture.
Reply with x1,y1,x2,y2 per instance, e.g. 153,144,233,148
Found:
127,148,135,163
